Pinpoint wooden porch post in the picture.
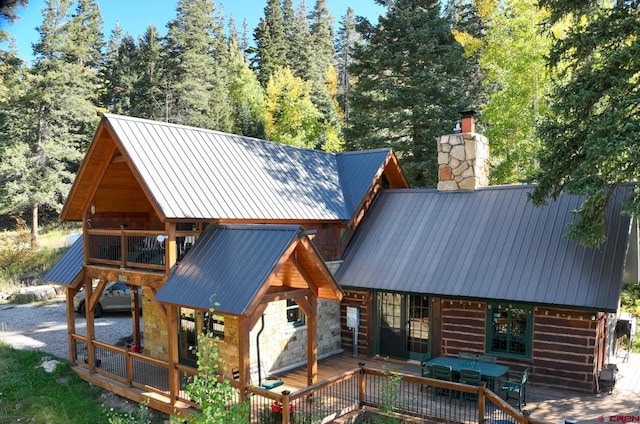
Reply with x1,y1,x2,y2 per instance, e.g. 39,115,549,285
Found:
238,315,251,400
295,295,318,387
85,280,96,372
131,286,141,347
65,288,77,364
167,306,180,403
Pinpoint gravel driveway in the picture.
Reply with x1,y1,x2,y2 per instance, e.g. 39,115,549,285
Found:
0,296,137,359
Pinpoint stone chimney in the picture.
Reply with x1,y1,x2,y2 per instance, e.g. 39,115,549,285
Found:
437,110,489,191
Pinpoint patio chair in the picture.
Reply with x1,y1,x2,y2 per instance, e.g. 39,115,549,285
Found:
499,368,528,410
459,351,477,360
478,354,496,363
420,352,432,392
459,368,482,403
431,364,453,399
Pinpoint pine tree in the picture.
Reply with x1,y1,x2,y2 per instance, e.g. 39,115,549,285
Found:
307,0,343,151
165,0,232,130
530,1,640,246
251,0,287,86
0,0,103,249
102,24,138,114
335,7,361,123
347,0,472,187
130,25,168,120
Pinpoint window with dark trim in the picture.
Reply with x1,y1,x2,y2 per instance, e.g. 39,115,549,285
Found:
203,312,225,340
487,303,532,358
286,299,305,327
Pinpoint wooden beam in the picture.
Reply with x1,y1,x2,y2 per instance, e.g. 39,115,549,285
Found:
305,296,318,386
260,287,313,304
238,316,251,400
247,303,270,334
131,285,141,346
167,306,179,403
65,288,77,364
88,280,107,317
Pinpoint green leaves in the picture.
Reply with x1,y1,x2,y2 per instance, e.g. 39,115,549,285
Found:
531,2,640,246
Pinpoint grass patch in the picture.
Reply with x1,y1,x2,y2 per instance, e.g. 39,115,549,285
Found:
0,224,79,294
0,342,111,423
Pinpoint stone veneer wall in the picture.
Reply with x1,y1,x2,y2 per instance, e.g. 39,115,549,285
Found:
141,297,342,380
437,133,489,191
142,290,168,361
246,299,342,381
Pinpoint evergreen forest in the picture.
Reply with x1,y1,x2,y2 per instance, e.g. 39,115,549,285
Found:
0,0,638,248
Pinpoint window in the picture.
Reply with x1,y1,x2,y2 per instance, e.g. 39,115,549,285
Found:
286,299,305,327
487,303,532,358
203,312,224,340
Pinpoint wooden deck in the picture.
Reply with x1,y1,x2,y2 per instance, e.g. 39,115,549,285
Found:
268,352,640,424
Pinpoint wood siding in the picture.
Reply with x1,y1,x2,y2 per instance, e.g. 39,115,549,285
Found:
340,290,374,357
440,299,487,357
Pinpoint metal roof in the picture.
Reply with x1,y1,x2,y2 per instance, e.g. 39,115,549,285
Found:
155,225,302,314
104,114,392,221
336,185,634,312
43,236,84,286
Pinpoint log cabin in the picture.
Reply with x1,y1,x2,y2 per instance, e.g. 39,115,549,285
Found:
44,113,636,415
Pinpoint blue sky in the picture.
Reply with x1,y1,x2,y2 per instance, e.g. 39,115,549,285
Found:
1,0,385,64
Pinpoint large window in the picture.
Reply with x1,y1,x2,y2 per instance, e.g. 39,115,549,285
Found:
487,303,532,358
203,312,224,340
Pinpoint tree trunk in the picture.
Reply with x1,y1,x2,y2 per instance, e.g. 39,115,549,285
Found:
31,203,39,251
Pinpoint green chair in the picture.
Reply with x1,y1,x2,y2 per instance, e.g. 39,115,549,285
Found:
459,368,482,403
499,368,529,410
478,354,496,363
458,351,477,360
420,352,432,392
431,364,453,399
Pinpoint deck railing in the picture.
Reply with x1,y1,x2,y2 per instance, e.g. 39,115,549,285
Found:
71,336,537,424
85,228,199,271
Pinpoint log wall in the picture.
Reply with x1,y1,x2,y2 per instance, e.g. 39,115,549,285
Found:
340,290,374,357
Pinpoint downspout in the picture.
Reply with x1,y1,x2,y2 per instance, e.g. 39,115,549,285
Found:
256,314,265,387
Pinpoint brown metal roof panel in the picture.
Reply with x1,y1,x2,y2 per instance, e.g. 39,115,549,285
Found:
43,236,84,286
337,186,633,312
155,225,302,314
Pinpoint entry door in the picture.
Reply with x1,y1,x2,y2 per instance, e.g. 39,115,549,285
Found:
379,293,407,358
379,293,430,360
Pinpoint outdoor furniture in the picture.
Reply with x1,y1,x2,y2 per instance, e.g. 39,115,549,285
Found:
459,368,482,403
459,351,477,360
478,355,497,363
424,356,509,392
499,368,529,410
420,352,432,392
431,364,453,399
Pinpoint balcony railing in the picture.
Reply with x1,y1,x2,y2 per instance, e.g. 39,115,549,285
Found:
85,228,199,272
71,334,537,424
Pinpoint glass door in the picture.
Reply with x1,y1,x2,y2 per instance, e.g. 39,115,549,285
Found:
407,295,430,361
378,293,430,361
379,293,406,359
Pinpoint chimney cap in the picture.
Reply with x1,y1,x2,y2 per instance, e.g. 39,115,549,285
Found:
459,109,476,118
